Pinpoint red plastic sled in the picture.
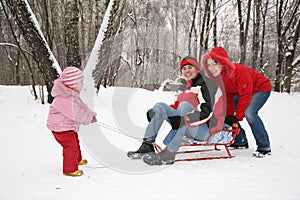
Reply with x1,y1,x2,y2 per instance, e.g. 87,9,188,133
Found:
153,123,240,162
174,123,240,162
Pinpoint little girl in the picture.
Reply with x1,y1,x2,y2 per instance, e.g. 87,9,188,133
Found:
47,66,97,176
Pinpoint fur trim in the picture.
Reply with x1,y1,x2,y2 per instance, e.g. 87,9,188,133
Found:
201,47,235,79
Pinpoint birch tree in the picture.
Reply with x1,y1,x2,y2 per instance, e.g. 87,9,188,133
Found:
3,0,59,103
93,0,126,90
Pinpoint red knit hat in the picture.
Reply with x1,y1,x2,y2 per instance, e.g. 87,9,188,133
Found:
180,56,201,72
60,66,84,88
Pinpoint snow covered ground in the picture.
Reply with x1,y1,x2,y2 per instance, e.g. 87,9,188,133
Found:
1,85,300,200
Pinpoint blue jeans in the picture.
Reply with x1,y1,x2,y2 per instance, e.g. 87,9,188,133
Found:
234,92,271,151
144,102,210,151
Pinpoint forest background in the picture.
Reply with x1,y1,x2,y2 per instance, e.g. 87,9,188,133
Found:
0,0,299,104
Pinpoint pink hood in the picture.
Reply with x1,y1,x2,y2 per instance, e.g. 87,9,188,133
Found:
47,79,96,132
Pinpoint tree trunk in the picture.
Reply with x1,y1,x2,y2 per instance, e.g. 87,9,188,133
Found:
275,0,299,92
64,0,81,68
275,0,283,92
93,0,126,90
212,0,217,47
259,0,269,71
41,0,52,49
188,0,199,55
284,14,300,93
199,0,210,53
3,0,58,103
237,0,252,64
252,0,261,71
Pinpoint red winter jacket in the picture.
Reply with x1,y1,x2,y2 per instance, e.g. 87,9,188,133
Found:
202,47,272,121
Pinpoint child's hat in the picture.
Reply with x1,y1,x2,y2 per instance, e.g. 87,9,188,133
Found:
180,56,201,72
60,66,84,88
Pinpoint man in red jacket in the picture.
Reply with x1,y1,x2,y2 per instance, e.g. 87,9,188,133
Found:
127,56,216,165
202,47,272,158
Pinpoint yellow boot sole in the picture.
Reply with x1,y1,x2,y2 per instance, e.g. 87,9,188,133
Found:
63,169,83,177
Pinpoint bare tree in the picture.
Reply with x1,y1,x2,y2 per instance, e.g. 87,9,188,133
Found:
199,0,211,55
212,0,217,47
166,0,179,69
93,0,125,90
65,0,81,67
3,0,58,103
275,0,300,92
78,0,109,66
284,12,300,93
252,0,261,71
40,0,52,49
236,0,252,64
259,0,269,71
0,5,38,99
188,0,199,55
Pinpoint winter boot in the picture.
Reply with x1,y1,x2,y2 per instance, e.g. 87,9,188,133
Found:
63,169,83,177
78,159,88,165
229,143,249,149
143,147,175,165
253,150,271,158
127,139,155,159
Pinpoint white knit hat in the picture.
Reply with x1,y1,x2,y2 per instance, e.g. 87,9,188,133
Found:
60,66,84,88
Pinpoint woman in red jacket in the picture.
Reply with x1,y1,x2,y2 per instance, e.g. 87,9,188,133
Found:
202,47,272,157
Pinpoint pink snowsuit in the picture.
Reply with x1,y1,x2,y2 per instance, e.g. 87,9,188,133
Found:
47,79,96,173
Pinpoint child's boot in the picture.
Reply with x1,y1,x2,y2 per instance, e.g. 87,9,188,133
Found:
78,159,88,165
63,169,83,177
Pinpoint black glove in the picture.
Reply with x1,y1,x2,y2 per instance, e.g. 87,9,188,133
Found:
225,115,238,126
168,116,185,130
178,78,187,91
146,109,155,122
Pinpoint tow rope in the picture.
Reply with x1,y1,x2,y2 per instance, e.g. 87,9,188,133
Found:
95,121,162,152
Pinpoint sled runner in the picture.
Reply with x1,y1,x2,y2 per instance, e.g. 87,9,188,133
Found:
173,122,240,162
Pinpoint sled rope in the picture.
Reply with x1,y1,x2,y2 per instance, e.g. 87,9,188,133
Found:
95,121,162,152
96,121,142,141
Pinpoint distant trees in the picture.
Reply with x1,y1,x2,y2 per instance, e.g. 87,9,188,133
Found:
0,0,108,102
93,0,299,92
2,0,58,103
275,0,300,93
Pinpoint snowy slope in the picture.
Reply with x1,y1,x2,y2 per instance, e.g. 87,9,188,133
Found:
0,85,300,200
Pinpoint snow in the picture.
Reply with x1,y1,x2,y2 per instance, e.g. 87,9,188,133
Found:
292,55,300,66
1,85,300,200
